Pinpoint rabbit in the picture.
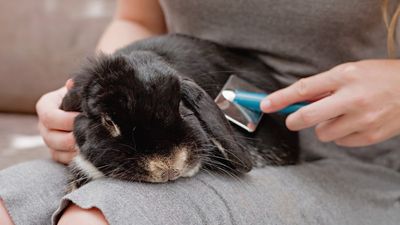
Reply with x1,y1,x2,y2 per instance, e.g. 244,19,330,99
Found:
60,34,299,191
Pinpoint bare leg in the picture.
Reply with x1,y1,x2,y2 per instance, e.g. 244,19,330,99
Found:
57,204,109,225
0,199,15,225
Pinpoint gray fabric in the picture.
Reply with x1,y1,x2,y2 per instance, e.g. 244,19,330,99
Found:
299,128,400,172
0,159,399,225
0,160,67,224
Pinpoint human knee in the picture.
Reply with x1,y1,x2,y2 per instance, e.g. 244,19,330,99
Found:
57,204,109,225
0,199,15,225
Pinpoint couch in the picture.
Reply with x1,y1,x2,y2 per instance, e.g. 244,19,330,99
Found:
0,0,115,169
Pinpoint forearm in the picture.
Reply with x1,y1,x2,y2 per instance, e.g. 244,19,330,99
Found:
96,19,164,54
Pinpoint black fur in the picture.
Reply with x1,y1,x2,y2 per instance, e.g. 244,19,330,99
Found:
60,34,299,189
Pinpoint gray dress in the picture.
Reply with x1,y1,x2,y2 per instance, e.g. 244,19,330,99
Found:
1,1,400,224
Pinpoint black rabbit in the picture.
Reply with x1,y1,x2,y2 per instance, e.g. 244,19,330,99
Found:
60,34,299,191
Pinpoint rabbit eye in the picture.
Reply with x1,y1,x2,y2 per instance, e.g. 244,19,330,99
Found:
182,112,194,117
101,114,121,137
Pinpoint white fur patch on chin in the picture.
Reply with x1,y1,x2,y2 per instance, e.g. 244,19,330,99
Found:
174,149,188,170
73,155,104,179
182,162,202,177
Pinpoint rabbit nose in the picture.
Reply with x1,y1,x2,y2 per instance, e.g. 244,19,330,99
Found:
161,169,180,181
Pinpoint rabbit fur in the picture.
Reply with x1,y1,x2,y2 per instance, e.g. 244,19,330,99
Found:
60,34,299,191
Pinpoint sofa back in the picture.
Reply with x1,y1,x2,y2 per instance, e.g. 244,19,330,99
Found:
0,0,115,113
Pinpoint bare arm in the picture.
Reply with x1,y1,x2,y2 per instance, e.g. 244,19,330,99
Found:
96,0,167,54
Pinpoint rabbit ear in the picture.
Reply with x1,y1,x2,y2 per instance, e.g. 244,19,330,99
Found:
180,78,252,173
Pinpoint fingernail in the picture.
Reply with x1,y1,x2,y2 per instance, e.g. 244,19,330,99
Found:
65,79,74,90
260,99,271,111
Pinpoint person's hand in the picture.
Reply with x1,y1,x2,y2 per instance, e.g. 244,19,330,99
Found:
36,79,79,164
261,60,400,147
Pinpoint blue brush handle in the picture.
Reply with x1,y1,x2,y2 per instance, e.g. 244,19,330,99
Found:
233,90,308,114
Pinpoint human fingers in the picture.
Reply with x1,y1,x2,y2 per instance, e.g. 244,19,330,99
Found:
335,112,400,147
260,70,339,113
334,130,383,147
38,122,77,152
65,78,74,90
314,114,366,142
36,87,79,131
50,148,78,165
285,92,348,131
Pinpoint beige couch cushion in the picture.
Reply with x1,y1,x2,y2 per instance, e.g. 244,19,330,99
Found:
0,0,115,113
0,113,47,169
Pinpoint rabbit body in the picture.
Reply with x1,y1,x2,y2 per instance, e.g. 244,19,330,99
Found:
60,34,299,190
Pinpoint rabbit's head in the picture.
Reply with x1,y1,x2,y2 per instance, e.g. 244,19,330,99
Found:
71,53,252,183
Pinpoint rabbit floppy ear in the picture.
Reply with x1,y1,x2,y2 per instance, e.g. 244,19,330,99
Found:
180,78,252,173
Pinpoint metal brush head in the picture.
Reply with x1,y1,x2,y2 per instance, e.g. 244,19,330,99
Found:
214,75,265,132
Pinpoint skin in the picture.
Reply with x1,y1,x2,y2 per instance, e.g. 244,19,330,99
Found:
36,82,78,164
0,199,14,225
57,205,108,225
261,60,400,147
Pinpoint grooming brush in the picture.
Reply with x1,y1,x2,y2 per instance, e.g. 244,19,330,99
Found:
215,75,308,132
222,90,308,114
